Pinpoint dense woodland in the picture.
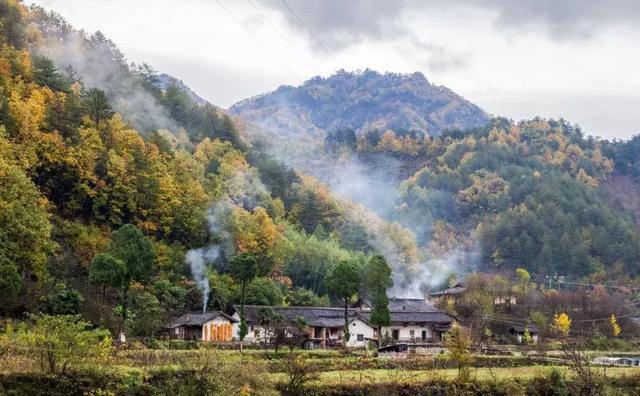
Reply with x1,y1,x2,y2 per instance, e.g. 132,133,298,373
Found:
0,2,377,336
3,0,640,342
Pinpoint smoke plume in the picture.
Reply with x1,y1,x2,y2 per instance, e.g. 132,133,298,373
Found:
186,247,219,313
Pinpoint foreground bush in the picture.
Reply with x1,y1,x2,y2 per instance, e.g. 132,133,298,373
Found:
0,366,278,396
0,314,112,375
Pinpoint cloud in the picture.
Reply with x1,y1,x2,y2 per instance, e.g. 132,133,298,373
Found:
257,0,413,50
481,0,640,39
260,0,640,49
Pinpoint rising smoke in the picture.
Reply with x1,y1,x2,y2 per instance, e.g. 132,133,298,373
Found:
243,114,473,297
184,168,270,312
186,246,219,313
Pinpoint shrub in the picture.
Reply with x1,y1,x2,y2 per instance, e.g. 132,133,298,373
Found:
1,314,112,375
278,354,320,396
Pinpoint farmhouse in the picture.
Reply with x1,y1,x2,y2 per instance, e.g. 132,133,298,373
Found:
508,324,539,344
166,311,238,341
429,283,467,303
355,297,455,342
234,305,374,348
430,283,516,306
234,298,455,348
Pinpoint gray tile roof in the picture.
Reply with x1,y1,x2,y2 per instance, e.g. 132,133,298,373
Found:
238,305,360,327
168,311,237,328
509,324,539,333
387,298,440,312
237,304,454,327
360,311,454,325
429,285,467,297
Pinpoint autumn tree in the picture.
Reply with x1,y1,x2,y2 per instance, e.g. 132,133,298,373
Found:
89,224,155,337
552,312,571,337
363,254,392,344
444,322,474,380
610,314,621,337
0,159,54,309
326,259,360,345
515,268,531,296
553,312,603,395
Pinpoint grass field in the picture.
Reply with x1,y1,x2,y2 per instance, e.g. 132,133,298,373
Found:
270,365,640,385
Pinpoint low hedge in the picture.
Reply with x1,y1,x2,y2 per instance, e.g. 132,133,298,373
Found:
268,355,566,373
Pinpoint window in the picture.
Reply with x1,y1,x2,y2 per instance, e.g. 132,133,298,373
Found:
392,329,399,340
357,334,364,341
409,330,415,338
422,330,427,340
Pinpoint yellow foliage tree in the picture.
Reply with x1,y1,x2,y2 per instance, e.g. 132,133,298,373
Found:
552,312,571,337
610,314,621,337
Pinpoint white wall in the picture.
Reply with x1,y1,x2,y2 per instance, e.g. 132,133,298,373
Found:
382,324,434,342
346,319,374,348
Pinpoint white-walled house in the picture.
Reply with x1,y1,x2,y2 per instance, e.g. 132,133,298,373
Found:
233,305,376,348
355,298,455,343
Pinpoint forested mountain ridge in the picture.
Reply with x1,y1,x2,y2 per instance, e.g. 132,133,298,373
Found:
230,69,490,137
231,64,640,281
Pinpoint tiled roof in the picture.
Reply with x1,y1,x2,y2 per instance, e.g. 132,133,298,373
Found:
238,305,361,327
360,311,454,325
509,324,539,333
387,298,440,312
429,285,467,297
168,311,237,328
357,297,441,312
236,304,454,327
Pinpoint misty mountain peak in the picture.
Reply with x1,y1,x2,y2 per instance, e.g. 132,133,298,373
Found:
229,69,489,137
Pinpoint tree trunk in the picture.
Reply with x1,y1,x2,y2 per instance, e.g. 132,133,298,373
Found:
121,284,129,341
343,297,350,347
240,280,246,353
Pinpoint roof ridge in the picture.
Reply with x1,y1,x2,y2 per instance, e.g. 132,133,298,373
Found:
239,304,356,310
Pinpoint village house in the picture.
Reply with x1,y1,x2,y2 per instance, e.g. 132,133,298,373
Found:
354,297,455,343
234,305,374,348
429,283,467,304
430,283,516,307
166,311,238,341
508,324,539,344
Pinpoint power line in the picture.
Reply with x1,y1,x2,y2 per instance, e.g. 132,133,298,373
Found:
245,0,322,76
278,0,333,59
247,0,293,46
213,0,300,80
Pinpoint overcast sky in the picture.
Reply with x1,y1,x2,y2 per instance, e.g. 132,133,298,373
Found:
30,0,640,139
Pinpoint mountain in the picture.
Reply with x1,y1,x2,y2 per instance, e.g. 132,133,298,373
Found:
229,69,490,137
156,73,209,106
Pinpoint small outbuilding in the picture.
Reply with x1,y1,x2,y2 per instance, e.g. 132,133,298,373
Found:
167,311,238,341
